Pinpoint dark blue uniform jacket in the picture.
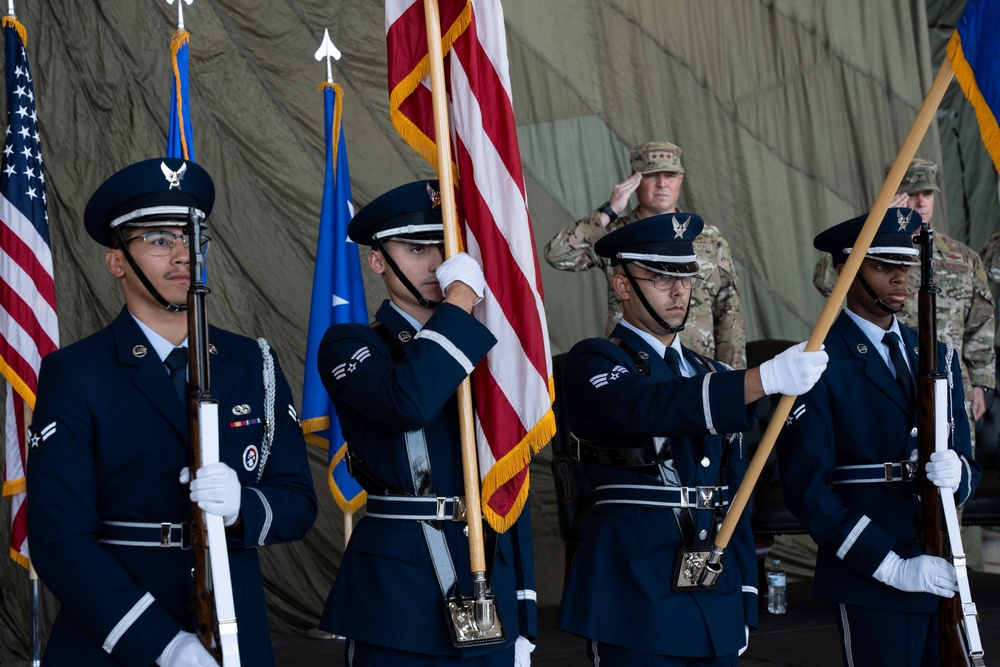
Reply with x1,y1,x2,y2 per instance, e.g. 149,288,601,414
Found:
317,301,537,658
778,311,980,612
26,307,317,666
557,323,759,658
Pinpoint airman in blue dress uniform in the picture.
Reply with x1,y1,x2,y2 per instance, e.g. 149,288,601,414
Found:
557,214,828,666
778,209,981,666
26,158,318,666
316,181,537,666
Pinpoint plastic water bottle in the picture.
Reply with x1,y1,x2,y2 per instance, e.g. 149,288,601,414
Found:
767,559,787,614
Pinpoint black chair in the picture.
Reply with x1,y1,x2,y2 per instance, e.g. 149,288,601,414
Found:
549,352,595,583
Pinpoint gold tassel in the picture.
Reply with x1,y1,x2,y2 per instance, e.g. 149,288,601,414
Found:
1,16,27,47
170,30,191,161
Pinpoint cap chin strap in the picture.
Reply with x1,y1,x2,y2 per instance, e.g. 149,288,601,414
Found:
621,264,688,334
115,228,187,312
857,272,904,315
376,240,441,309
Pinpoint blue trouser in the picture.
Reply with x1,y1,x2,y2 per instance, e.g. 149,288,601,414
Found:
835,602,939,667
585,639,739,666
345,639,515,666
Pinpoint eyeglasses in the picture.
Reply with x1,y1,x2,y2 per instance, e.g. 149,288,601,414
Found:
633,275,701,291
125,230,210,257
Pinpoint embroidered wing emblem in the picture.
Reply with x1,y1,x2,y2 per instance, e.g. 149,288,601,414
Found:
672,215,691,239
896,208,913,231
161,161,188,190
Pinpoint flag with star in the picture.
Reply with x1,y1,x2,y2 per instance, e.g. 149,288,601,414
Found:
167,23,194,160
0,16,58,568
302,82,368,513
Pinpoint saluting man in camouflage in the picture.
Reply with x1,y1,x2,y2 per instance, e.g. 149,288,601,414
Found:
544,141,746,368
813,158,995,427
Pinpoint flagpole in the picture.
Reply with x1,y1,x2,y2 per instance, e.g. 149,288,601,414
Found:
422,0,496,634
704,59,956,575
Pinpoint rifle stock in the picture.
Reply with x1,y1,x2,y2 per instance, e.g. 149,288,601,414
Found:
916,223,976,665
186,208,222,664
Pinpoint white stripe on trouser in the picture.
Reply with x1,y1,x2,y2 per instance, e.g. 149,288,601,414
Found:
347,638,355,666
102,592,154,654
839,603,855,667
590,639,601,666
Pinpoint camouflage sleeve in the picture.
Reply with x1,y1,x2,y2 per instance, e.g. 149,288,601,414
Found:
963,251,996,388
543,209,608,272
812,253,836,297
711,235,747,369
980,230,1000,284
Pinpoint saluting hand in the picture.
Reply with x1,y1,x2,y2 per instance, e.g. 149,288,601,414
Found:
605,172,643,224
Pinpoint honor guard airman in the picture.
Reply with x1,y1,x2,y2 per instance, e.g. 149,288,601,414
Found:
779,209,982,665
26,158,317,666
557,214,827,665
316,181,537,666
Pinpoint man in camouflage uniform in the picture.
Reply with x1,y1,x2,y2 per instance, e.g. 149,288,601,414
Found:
979,230,1000,285
813,158,995,427
544,141,746,368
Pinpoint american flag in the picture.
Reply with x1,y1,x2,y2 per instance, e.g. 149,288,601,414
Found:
386,0,554,531
0,17,57,568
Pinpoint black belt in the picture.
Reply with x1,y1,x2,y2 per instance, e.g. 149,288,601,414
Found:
98,520,192,549
832,460,918,485
569,433,669,477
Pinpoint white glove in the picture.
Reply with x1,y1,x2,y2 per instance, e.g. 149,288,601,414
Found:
873,552,958,598
156,631,217,667
188,462,242,527
926,449,962,493
514,635,535,667
759,341,828,396
436,252,486,303
738,625,749,656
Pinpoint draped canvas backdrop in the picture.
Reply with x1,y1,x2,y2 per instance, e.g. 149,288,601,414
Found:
1,0,998,660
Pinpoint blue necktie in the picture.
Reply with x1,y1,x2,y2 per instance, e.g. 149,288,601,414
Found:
164,347,188,405
664,347,683,377
882,332,914,408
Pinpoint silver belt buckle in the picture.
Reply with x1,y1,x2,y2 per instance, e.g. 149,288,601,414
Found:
679,486,690,508
452,496,467,521
696,486,716,509
901,459,918,482
435,497,448,521
160,522,172,548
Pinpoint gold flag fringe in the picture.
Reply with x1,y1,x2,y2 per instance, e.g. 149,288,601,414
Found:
947,31,1000,173
170,29,191,161
1,17,27,46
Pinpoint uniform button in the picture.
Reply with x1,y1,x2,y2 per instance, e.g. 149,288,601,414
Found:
700,457,710,468
909,427,918,437
698,529,708,540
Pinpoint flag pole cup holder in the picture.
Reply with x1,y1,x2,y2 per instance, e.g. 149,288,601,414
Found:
443,574,504,647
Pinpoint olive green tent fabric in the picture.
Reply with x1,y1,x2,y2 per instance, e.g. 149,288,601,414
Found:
2,0,998,661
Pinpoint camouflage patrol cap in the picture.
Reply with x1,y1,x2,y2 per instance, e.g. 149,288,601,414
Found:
884,158,940,195
630,141,685,175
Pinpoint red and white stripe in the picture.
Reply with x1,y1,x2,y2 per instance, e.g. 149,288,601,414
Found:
387,0,554,531
1,194,58,568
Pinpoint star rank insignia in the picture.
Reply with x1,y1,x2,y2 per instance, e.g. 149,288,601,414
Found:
333,346,371,380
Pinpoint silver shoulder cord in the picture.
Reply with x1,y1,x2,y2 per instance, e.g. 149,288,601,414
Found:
939,342,985,665
256,338,275,483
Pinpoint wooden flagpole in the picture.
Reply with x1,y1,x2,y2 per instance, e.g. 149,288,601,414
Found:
421,0,489,590
711,59,956,554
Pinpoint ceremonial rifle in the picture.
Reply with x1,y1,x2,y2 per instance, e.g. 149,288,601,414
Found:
916,222,985,667
186,208,242,665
